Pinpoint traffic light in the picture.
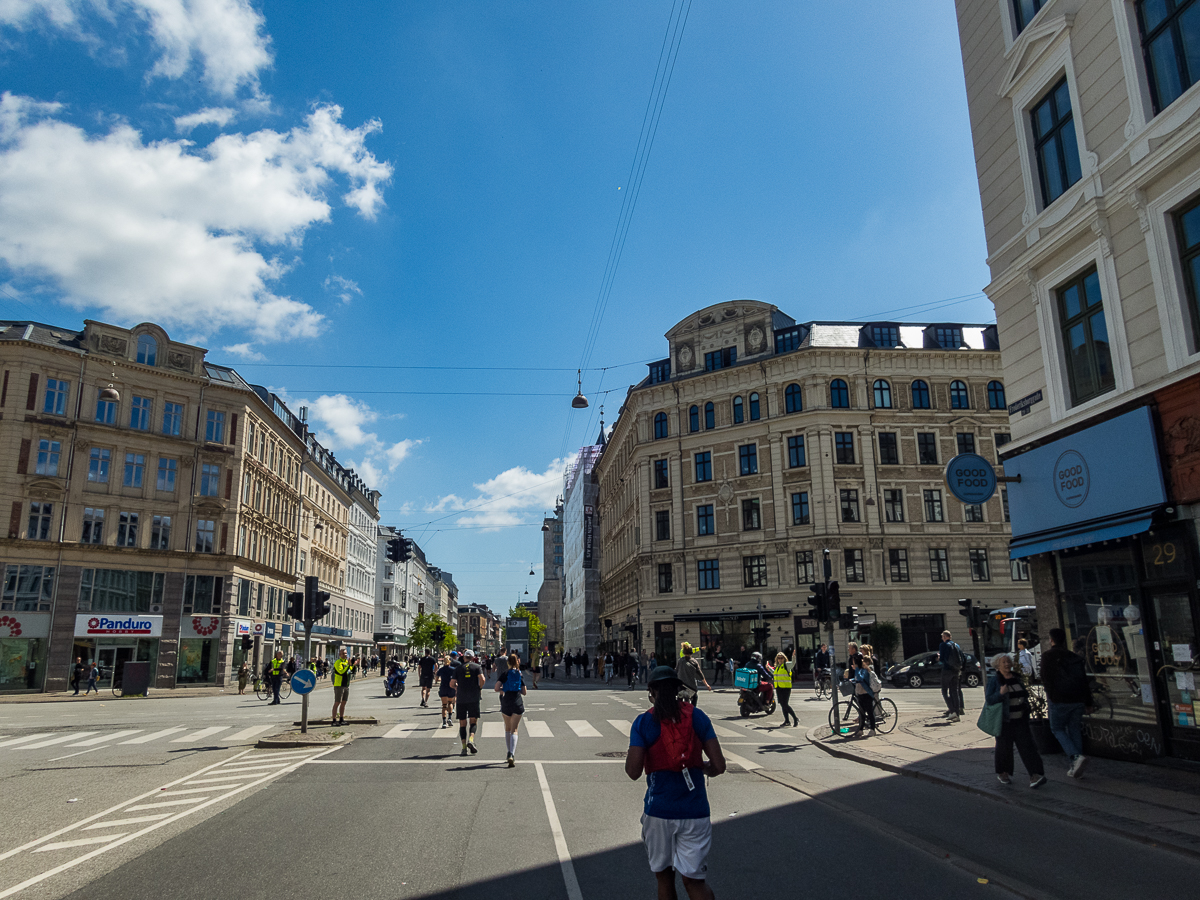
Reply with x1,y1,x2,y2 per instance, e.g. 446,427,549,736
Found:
314,590,332,620
241,636,253,651
385,536,404,563
826,580,842,621
957,598,975,628
751,626,769,646
838,607,859,630
286,591,305,620
398,538,413,562
433,626,445,645
808,583,827,621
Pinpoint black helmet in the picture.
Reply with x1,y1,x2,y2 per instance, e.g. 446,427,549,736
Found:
647,665,682,687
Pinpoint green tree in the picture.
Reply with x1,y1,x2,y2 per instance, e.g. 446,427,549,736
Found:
507,606,546,657
409,612,456,651
871,620,901,667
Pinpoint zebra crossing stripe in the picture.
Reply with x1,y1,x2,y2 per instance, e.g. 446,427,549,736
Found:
0,734,50,749
566,721,601,737
382,723,415,738
524,720,554,737
16,733,99,750
121,727,187,744
169,727,229,743
224,726,274,741
481,722,505,738
67,731,142,746
607,720,631,735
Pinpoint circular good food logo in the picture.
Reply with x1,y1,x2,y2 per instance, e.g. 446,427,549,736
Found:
1054,450,1090,508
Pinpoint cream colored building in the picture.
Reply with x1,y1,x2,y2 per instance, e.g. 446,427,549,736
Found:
595,302,1034,671
0,319,379,692
953,1,1200,761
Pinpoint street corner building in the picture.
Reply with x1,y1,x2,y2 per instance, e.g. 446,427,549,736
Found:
593,300,1035,675
0,319,382,694
954,0,1200,761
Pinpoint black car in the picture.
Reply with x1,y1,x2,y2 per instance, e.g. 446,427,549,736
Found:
886,651,982,689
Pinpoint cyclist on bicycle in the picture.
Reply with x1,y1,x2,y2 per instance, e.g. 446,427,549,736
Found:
850,655,876,737
814,642,832,693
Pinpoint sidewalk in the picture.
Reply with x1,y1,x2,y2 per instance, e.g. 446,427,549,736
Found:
0,671,383,704
808,710,1200,860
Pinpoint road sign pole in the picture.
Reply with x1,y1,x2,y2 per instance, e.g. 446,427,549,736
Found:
302,621,312,734
824,549,840,734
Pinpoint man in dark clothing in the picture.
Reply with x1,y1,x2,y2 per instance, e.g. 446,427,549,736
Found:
417,650,437,708
938,630,965,722
581,650,590,678
71,657,84,695
450,650,485,756
1041,627,1093,778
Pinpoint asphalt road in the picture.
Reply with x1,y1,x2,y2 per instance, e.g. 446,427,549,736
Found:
2,676,1198,900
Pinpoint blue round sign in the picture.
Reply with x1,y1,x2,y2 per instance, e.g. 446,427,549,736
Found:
1053,449,1090,508
290,668,317,695
945,453,997,504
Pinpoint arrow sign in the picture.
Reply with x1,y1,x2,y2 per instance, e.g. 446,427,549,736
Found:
290,668,317,695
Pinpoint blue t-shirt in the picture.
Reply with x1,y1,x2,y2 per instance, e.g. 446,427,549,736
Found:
629,707,717,820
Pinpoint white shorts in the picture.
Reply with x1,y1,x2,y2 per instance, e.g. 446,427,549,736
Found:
641,814,711,880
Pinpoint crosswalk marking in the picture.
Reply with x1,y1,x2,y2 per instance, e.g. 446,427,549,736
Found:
566,720,601,737
710,724,741,738
17,733,98,750
383,723,415,738
481,722,505,738
121,726,187,744
33,835,127,853
83,814,172,830
67,730,142,746
524,720,554,737
0,733,51,749
225,725,274,741
125,798,207,812
169,726,229,743
607,720,631,735
182,776,251,786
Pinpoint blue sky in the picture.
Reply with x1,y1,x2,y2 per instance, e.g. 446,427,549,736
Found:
0,1,991,610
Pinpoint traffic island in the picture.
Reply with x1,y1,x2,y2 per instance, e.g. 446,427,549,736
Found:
256,730,355,749
292,716,378,726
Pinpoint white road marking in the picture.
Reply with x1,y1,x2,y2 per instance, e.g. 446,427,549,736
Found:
710,724,742,738
180,776,250,786
224,726,274,741
215,762,292,773
33,836,127,853
310,759,624,765
125,798,207,812
66,730,142,747
607,719,631,735
535,763,584,900
0,734,51,749
82,815,171,830
722,750,761,771
120,727,187,744
15,733,98,750
157,788,222,797
524,720,554,737
47,748,104,762
382,723,415,738
566,720,601,737
169,727,229,743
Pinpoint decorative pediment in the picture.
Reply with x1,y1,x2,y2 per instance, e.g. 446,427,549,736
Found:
999,15,1074,99
27,477,64,498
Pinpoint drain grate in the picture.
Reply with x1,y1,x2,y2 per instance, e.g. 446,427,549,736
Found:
597,751,627,758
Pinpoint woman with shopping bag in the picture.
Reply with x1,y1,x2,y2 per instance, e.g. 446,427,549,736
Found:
982,653,1046,788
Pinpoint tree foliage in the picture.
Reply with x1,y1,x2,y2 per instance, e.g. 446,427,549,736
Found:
409,612,456,651
871,620,901,666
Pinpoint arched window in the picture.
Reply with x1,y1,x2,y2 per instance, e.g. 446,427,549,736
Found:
749,392,760,420
732,396,744,424
830,379,849,408
911,380,931,409
689,405,699,433
704,401,715,430
987,381,1006,410
950,380,970,409
654,412,668,440
873,379,892,409
136,334,157,366
785,383,802,413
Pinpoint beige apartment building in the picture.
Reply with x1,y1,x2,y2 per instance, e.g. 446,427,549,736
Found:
0,319,378,693
595,301,1034,672
536,503,564,651
954,1,1200,761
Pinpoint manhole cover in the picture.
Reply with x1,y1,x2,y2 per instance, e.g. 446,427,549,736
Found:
597,751,626,758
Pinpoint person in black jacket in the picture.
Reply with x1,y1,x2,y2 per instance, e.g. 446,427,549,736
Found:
1040,627,1093,778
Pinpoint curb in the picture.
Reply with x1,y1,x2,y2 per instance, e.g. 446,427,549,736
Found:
256,733,354,749
804,724,1200,861
293,717,378,726
0,675,386,705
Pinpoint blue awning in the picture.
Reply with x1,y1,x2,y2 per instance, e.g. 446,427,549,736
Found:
1009,508,1157,559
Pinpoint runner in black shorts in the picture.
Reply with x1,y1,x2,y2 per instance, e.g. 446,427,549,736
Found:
437,653,457,727
451,649,485,756
418,650,436,708
494,652,527,767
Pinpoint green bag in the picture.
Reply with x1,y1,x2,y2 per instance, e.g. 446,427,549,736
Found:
977,700,1004,737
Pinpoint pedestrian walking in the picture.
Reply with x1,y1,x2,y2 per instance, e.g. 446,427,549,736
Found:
451,649,485,757
625,665,726,900
417,649,436,708
85,661,99,695
495,652,527,767
985,653,1046,788
71,657,83,695
331,648,352,726
851,655,876,737
773,652,798,727
529,648,541,689
938,630,966,722
714,648,726,685
1040,627,1093,778
437,653,458,727
269,649,286,704
1017,638,1038,680
813,642,831,694
604,651,615,684
675,643,712,707
581,650,590,678
237,662,250,694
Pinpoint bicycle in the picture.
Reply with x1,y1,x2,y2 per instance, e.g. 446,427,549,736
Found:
254,675,292,701
829,693,898,735
814,668,832,700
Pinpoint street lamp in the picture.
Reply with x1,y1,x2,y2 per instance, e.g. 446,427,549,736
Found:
571,369,589,409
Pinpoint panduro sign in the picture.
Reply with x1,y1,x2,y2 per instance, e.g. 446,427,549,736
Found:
74,615,163,637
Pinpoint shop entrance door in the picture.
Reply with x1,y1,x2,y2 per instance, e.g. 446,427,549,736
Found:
97,646,134,688
1150,592,1200,761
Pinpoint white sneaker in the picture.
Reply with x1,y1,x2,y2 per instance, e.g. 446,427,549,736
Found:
1067,754,1086,778
949,713,960,723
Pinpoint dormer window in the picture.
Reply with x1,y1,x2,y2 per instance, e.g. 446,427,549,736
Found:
934,326,963,349
136,334,157,366
648,359,670,384
774,326,805,354
869,325,900,348
704,347,736,371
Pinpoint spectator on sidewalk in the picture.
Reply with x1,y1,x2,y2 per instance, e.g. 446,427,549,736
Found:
237,662,249,694
1040,627,1093,779
986,653,1046,789
676,643,712,707
1017,639,1038,680
71,657,84,695
84,661,99,695
938,630,966,722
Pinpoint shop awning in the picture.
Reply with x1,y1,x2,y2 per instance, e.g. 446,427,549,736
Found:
1009,508,1156,559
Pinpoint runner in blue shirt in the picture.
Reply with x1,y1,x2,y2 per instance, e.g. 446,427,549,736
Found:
625,665,726,900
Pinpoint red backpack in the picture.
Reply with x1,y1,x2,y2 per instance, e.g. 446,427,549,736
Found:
643,702,704,774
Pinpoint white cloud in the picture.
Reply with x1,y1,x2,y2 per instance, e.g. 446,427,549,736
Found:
323,273,361,304
297,393,421,489
220,341,263,361
0,0,272,98
0,94,393,341
429,458,566,528
174,106,236,133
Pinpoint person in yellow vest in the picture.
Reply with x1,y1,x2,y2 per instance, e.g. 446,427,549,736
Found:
331,648,352,726
269,650,286,705
773,652,798,727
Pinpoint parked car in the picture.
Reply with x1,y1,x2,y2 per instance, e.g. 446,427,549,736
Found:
886,651,982,689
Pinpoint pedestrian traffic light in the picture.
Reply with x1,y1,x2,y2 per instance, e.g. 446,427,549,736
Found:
807,583,827,621
838,607,858,630
286,591,304,620
826,580,842,621
385,536,404,563
314,591,332,620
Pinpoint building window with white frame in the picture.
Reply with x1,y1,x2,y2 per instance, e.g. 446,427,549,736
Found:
130,396,152,430
195,519,215,553
1138,0,1200,114
1057,267,1115,406
150,515,171,550
1032,78,1082,207
82,508,104,544
116,511,138,547
27,502,52,540
929,548,950,582
969,548,991,582
1012,0,1045,35
88,448,110,483
1174,197,1200,347
162,401,183,436
1011,557,1031,581
889,549,910,582
157,457,176,492
36,439,61,476
844,549,865,583
43,378,69,415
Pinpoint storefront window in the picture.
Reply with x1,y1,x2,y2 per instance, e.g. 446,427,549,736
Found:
177,639,216,683
184,575,221,614
79,569,164,612
0,637,46,689
2,565,55,611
